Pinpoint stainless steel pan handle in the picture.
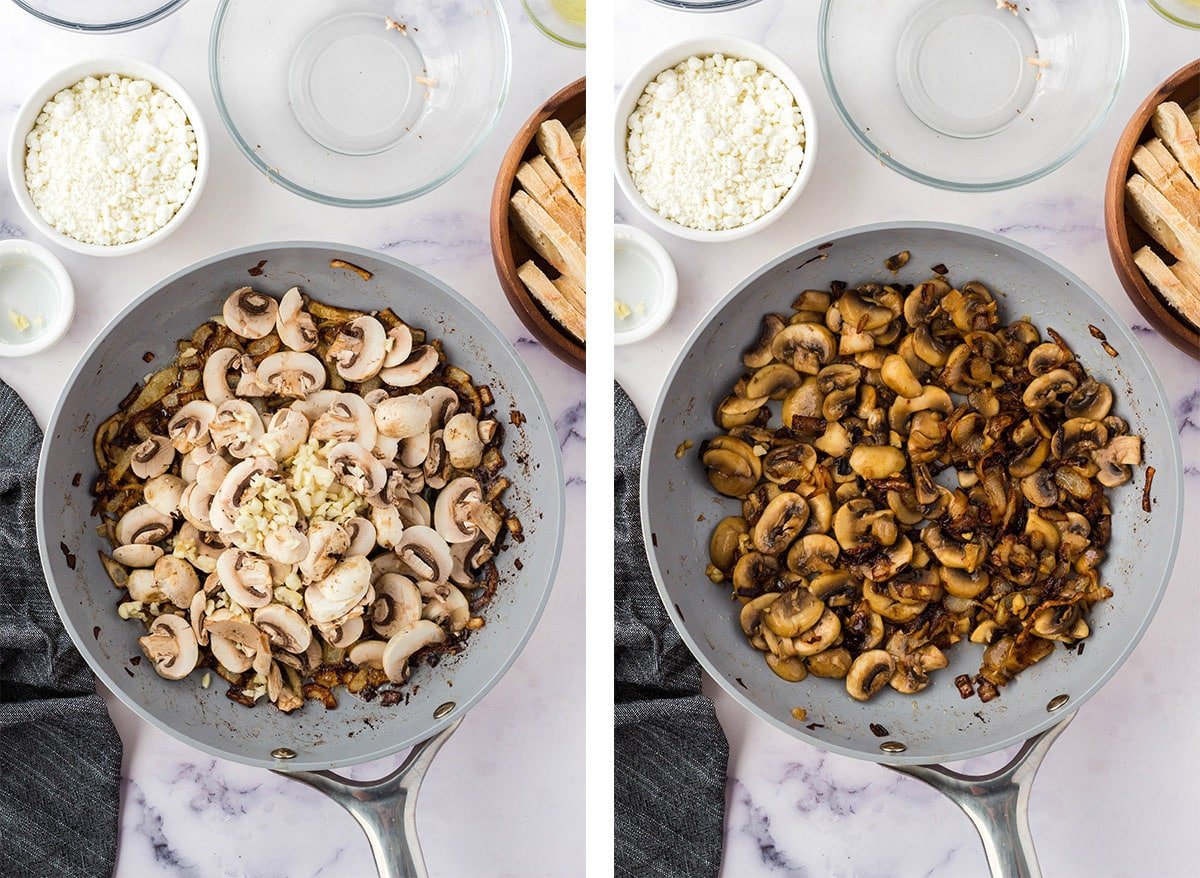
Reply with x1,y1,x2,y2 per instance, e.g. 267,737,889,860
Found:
887,712,1076,878
275,718,463,878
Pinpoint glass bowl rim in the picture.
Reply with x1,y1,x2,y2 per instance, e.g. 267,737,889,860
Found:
816,0,1130,192
642,0,764,10
519,0,585,48
208,0,513,208
9,0,189,32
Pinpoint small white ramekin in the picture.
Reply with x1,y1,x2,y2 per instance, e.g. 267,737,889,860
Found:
6,56,209,258
0,239,75,356
614,37,819,243
614,224,678,345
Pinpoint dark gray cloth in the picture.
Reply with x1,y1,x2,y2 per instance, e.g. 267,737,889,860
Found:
0,381,122,878
615,384,728,878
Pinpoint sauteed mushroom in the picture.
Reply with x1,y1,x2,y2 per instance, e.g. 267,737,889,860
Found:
699,271,1144,706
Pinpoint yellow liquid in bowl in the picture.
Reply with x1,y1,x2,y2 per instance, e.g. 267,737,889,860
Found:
550,0,586,24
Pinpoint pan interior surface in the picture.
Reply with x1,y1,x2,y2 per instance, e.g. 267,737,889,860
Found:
37,243,564,772
642,222,1182,765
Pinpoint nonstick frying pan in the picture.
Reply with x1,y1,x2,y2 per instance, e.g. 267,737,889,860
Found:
641,223,1182,877
36,243,565,878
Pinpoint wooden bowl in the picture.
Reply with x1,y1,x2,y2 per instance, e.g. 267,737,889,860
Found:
1104,59,1200,359
490,77,585,372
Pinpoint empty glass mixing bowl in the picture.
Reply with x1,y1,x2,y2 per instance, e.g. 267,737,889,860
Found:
819,0,1128,191
210,0,511,206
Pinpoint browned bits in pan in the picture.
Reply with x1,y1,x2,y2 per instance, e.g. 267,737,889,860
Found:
699,270,1145,705
1142,465,1156,513
884,251,910,272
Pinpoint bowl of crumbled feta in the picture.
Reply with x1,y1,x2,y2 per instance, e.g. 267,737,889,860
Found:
7,56,208,256
616,38,817,241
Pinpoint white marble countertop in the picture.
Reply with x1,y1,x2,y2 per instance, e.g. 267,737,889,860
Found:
0,2,584,876
615,1,1199,876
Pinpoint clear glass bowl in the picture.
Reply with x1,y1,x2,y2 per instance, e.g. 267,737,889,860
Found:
819,0,1128,191
1147,0,1200,28
521,0,585,48
644,0,763,9
9,0,187,32
210,0,511,207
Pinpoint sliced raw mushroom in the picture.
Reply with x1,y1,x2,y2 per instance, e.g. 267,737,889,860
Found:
256,408,310,461
433,477,484,544
422,386,459,428
276,287,318,352
143,475,186,518
203,348,242,404
223,288,278,339
178,483,216,532
399,431,432,468
328,316,388,382
154,555,201,608
396,526,453,582
206,614,270,671
126,568,163,602
380,345,438,387
112,543,164,568
311,393,378,448
216,548,274,608
317,614,365,649
167,400,217,454
371,573,423,637
299,521,350,582
370,504,404,549
255,352,327,399
195,455,232,495
209,457,277,533
289,389,340,422
383,324,414,368
115,504,173,546
381,619,446,683
304,556,372,624
375,395,432,440
130,435,175,479
326,442,388,496
344,517,377,556
253,604,311,653
418,581,470,631
262,526,309,566
138,614,199,680
207,400,263,459
348,640,387,669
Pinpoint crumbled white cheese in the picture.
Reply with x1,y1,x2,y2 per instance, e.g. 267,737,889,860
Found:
7,309,31,332
24,73,198,246
626,54,806,231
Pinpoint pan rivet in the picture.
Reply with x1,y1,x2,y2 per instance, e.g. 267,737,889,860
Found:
1046,694,1069,712
880,741,907,754
271,747,297,760
433,701,456,719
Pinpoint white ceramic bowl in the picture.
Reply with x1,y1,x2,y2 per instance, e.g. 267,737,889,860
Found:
0,239,75,356
614,224,678,345
614,37,818,243
6,56,209,257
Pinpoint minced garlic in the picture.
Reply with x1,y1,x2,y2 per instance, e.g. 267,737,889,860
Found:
8,309,31,332
615,300,632,320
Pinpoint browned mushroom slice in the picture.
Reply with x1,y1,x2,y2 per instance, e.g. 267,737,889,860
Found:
743,314,786,369
845,649,896,702
751,493,809,555
702,436,761,498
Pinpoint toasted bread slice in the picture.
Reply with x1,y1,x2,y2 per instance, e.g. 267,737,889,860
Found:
1170,258,1200,293
1187,98,1200,137
568,116,586,148
536,119,586,207
579,135,586,173
1126,174,1200,265
1131,142,1200,225
515,156,585,249
1152,102,1200,189
510,190,586,289
517,260,586,341
1133,246,1200,329
551,274,587,320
